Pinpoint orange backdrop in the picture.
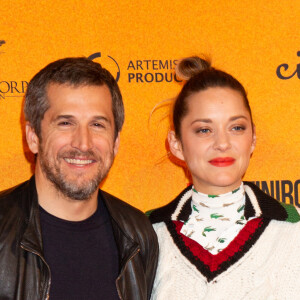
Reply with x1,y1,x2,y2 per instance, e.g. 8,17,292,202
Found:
0,1,299,210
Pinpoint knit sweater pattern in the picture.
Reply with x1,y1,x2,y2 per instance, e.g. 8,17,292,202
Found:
148,182,300,300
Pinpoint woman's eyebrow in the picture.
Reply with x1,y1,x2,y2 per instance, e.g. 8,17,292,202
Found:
229,115,248,121
191,118,212,125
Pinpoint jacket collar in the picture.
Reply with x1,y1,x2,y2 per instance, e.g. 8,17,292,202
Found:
149,181,300,224
20,176,44,255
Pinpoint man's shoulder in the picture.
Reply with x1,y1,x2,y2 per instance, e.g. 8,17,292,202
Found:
0,180,30,209
0,179,34,242
0,178,36,225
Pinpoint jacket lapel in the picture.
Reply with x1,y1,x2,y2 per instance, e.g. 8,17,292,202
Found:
100,190,139,269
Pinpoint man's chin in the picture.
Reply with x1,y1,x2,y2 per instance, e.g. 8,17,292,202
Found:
40,160,107,200
48,174,102,201
57,183,99,201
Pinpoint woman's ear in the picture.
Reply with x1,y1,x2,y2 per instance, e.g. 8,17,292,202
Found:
168,130,185,161
25,123,39,154
251,124,257,154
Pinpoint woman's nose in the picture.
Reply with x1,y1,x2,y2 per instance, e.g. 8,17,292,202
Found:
213,132,231,152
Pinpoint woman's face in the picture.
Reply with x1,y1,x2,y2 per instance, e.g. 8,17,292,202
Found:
169,87,256,195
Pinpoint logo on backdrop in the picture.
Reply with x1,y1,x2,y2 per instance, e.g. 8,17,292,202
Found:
0,40,6,54
88,52,120,82
88,52,181,83
127,59,181,83
0,81,28,100
252,179,300,207
276,51,300,80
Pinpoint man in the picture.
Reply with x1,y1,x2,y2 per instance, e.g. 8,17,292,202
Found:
0,57,158,300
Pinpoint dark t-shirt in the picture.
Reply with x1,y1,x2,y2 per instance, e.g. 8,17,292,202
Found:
39,195,119,300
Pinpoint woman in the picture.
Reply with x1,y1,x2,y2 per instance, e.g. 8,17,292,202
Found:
148,56,300,299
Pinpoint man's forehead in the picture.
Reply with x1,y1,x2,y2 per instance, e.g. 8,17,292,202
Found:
45,83,112,102
44,83,113,115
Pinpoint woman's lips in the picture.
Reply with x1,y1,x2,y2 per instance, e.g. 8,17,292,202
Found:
209,157,235,167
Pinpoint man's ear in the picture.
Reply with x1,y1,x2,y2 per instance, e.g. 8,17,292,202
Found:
113,132,120,156
168,130,185,161
25,123,39,154
251,124,257,154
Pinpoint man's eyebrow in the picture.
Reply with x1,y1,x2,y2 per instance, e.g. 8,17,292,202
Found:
54,115,74,121
54,115,110,123
93,116,111,124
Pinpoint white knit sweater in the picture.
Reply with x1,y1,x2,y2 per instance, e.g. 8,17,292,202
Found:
149,182,300,300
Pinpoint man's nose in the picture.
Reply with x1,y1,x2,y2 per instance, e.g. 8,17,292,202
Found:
71,126,93,152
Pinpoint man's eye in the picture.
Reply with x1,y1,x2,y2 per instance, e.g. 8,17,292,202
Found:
58,121,71,126
93,123,105,128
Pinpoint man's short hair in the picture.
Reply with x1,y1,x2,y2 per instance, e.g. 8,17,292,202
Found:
24,57,124,139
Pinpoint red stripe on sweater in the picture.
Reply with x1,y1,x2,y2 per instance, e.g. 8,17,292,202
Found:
173,218,262,272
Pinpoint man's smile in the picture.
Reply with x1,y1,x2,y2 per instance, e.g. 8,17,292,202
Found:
64,158,95,165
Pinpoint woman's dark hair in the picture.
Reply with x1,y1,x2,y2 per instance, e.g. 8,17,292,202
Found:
173,56,252,139
24,57,124,140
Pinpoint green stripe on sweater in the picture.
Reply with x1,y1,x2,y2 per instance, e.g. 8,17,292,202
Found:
280,202,300,223
145,209,155,217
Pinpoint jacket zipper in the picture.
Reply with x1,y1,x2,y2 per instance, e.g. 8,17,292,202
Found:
116,248,140,300
20,244,51,300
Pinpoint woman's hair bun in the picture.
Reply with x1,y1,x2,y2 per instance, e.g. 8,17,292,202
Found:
175,56,211,81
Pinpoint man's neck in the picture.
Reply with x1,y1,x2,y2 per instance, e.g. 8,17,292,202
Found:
35,168,98,222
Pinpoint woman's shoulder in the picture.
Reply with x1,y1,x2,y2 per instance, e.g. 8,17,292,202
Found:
243,181,300,224
146,185,193,224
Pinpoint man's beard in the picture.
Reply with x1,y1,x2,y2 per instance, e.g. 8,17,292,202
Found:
38,146,114,201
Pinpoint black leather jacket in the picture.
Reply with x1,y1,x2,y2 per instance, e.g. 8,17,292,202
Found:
0,177,158,300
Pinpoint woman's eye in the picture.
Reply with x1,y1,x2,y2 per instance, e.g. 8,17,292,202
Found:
196,128,211,134
232,125,245,131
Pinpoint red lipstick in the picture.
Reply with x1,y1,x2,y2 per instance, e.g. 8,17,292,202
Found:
209,157,235,167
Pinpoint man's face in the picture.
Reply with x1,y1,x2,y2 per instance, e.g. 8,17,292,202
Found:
26,83,119,200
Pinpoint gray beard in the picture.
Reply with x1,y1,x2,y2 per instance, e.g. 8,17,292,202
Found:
38,147,113,201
